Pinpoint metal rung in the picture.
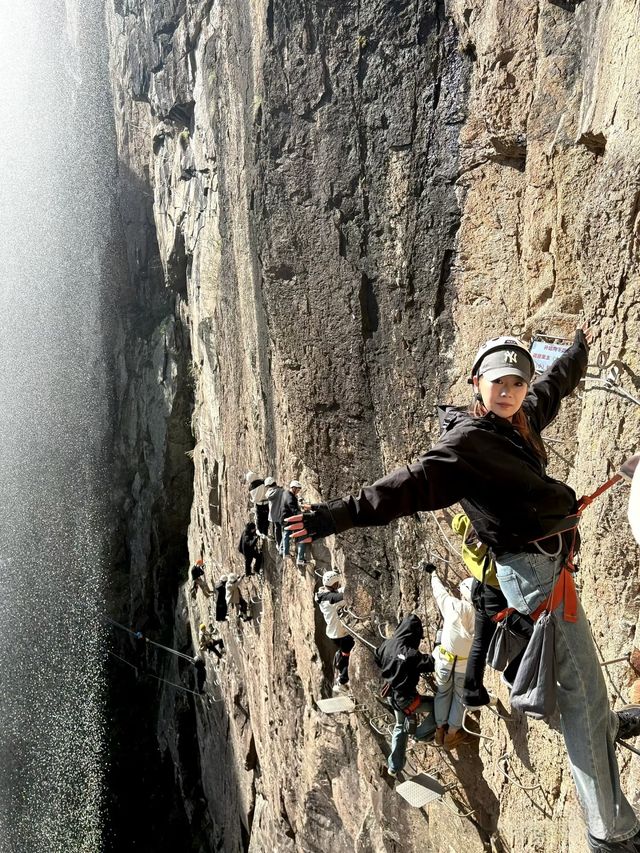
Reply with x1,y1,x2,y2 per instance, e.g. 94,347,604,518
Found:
396,774,445,808
497,752,541,791
462,707,495,742
316,696,356,714
369,715,392,735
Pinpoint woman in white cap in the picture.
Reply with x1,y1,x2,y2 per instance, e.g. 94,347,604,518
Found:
288,324,640,853
315,570,355,693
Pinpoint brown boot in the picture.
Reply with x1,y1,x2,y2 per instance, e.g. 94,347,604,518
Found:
435,726,446,746
444,728,467,751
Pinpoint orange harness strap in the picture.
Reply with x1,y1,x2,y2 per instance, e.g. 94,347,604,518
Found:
403,694,423,716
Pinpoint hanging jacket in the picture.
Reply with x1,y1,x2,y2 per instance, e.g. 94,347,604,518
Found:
374,615,435,707
266,485,286,523
451,512,499,587
431,575,475,658
318,334,588,554
315,586,347,639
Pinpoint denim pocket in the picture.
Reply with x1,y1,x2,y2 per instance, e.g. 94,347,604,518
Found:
495,566,530,614
496,551,562,615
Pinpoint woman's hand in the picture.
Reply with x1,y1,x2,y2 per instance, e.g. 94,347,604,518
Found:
580,320,595,346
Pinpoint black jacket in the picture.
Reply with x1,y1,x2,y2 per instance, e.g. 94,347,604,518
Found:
282,490,301,519
324,335,588,554
374,615,434,708
238,524,259,556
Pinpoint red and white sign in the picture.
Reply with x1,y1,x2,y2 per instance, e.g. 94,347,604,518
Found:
530,339,571,374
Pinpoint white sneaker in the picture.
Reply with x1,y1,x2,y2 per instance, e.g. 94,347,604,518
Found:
332,681,350,695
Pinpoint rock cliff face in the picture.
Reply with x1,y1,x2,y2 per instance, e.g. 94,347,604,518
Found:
105,1,640,851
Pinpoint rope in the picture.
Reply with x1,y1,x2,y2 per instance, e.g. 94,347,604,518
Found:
337,610,377,652
146,672,211,700
107,650,139,672
105,616,195,662
145,637,195,663
430,512,464,561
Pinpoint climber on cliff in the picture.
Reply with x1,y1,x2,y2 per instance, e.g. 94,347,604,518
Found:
374,615,436,777
214,575,229,622
198,622,224,659
238,521,263,577
265,478,285,548
423,563,475,750
247,473,272,538
225,573,251,621
315,571,355,694
190,559,213,599
280,480,308,565
446,512,533,708
286,324,640,852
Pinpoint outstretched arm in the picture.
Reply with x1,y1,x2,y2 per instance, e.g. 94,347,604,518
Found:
287,441,469,542
525,323,593,432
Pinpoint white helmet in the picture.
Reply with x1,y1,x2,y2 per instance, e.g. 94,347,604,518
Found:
459,577,474,601
322,570,341,587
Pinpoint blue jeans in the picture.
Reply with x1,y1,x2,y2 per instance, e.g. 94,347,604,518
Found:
280,526,305,561
388,697,436,774
496,550,639,843
434,650,466,729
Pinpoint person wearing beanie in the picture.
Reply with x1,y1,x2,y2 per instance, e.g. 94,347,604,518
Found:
426,565,476,750
315,571,355,693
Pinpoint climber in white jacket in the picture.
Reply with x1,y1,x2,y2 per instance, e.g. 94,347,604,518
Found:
426,564,475,750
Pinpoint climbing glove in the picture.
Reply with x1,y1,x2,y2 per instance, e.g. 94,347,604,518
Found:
285,503,337,541
419,561,437,574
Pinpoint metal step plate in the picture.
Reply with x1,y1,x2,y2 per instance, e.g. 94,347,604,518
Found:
396,774,445,808
316,696,356,714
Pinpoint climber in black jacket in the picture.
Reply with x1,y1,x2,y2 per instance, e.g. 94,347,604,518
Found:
238,521,263,576
287,325,640,853
374,615,435,776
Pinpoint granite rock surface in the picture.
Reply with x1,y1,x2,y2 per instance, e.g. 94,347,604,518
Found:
105,1,640,850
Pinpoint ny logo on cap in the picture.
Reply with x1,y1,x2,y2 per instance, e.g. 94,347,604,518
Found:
503,351,518,364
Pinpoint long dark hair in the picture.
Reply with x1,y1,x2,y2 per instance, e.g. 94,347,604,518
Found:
471,400,547,464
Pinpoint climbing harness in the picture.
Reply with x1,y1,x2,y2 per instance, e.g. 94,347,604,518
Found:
495,470,624,627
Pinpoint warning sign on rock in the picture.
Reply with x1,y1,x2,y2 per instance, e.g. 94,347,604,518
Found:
530,337,572,374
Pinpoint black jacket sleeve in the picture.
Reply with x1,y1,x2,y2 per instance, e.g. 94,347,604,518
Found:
524,330,589,433
325,439,471,534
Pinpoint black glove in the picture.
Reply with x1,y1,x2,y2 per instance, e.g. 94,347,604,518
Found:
284,503,337,541
574,327,587,349
419,561,437,574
